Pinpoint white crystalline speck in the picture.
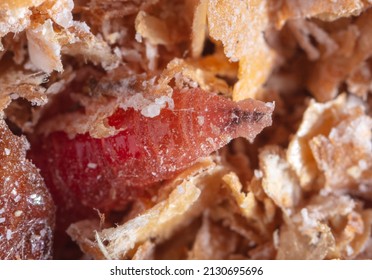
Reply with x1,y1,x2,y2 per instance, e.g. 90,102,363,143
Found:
6,229,12,240
4,148,10,155
14,210,23,217
87,163,97,169
197,116,205,126
0,217,5,223
28,194,43,205
265,101,275,109
141,96,174,118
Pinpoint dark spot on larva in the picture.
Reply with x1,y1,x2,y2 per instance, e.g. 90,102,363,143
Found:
229,108,265,126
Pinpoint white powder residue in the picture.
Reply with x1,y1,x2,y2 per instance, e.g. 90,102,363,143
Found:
4,148,10,156
140,96,174,118
0,217,5,223
141,103,162,118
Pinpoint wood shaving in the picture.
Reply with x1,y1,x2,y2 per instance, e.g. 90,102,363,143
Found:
259,145,302,215
208,0,275,100
191,0,208,58
306,9,372,101
270,0,372,28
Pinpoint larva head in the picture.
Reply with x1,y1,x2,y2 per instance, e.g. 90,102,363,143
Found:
224,98,274,142
185,89,274,144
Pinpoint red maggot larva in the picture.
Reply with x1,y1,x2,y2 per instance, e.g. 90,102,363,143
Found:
31,89,274,214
